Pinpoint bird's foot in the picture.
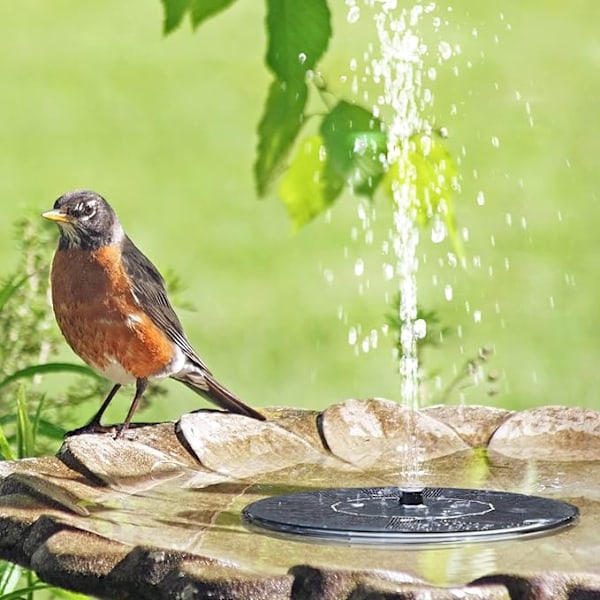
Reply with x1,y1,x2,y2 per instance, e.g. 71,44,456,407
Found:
65,422,117,437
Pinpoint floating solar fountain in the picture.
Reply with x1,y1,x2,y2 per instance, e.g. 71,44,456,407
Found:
243,486,578,545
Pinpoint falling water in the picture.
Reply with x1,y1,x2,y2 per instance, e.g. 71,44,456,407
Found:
346,0,456,484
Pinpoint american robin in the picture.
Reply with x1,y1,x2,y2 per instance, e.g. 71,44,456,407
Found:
42,189,265,437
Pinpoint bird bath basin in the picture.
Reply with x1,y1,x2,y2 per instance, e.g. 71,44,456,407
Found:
0,399,599,598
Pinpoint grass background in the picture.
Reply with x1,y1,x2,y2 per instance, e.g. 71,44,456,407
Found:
0,0,598,427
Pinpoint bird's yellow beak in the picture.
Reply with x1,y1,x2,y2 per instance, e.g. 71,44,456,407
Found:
41,209,71,223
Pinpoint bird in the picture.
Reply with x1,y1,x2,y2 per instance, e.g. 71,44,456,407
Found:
42,189,265,437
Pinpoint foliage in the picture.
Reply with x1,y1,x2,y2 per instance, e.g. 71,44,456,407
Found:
0,388,91,600
160,0,459,249
0,217,90,454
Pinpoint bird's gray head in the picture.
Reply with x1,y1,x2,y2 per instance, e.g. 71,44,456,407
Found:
42,189,124,250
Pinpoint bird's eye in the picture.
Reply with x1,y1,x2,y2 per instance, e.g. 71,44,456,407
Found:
82,203,96,217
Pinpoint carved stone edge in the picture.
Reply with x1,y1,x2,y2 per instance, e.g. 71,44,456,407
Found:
3,506,600,600
50,403,600,487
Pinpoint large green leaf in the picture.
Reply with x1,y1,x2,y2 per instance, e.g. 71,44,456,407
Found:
160,0,191,34
319,101,387,197
266,0,331,82
278,135,343,230
255,79,308,196
383,133,462,256
190,0,239,29
256,0,332,195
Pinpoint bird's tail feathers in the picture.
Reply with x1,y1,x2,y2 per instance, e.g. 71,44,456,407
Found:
174,370,265,421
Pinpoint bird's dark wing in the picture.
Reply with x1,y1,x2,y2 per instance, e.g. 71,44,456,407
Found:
119,236,211,373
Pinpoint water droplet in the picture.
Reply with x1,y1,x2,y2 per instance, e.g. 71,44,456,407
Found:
427,67,437,80
476,191,486,206
322,269,334,285
444,284,453,301
348,326,358,346
431,218,447,243
491,136,500,148
298,52,307,65
438,41,452,60
361,337,370,353
357,203,367,221
370,328,379,349
347,5,360,23
354,258,365,276
473,310,482,323
383,263,394,280
414,319,427,339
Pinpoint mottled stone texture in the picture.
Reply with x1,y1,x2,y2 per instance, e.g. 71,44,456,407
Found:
0,400,598,599
487,406,600,461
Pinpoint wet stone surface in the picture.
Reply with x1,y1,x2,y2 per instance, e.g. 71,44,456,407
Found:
0,400,599,599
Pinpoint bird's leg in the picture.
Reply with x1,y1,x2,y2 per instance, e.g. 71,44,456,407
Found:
66,383,122,436
114,378,148,439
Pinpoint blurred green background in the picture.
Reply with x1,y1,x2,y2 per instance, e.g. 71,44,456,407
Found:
0,0,598,427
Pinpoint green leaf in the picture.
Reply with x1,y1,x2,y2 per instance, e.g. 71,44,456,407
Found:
383,133,463,257
0,414,67,438
0,562,22,594
0,423,16,461
16,383,34,458
0,273,30,312
278,135,343,230
319,101,387,197
255,79,308,196
0,582,52,600
34,417,68,440
160,0,192,34
266,0,331,82
190,0,238,29
0,363,102,393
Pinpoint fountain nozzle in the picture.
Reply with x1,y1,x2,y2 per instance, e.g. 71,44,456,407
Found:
398,488,425,506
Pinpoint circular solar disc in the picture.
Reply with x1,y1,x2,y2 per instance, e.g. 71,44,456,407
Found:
242,487,578,545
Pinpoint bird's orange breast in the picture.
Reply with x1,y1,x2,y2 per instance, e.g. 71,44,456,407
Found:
51,245,175,380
